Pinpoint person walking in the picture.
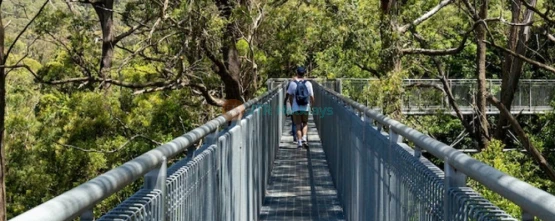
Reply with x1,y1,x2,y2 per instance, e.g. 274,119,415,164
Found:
287,67,314,148
285,75,297,142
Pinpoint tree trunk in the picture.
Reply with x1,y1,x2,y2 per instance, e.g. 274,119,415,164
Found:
379,2,403,119
93,0,115,80
495,0,536,141
0,9,6,221
221,33,243,101
215,0,244,102
475,0,490,149
488,95,555,182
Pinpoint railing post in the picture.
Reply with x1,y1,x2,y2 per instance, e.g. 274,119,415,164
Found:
80,209,94,221
389,128,403,144
336,78,343,94
444,160,467,221
407,79,411,110
388,128,402,221
414,145,422,158
144,157,167,221
521,208,534,221
279,87,284,137
529,81,532,111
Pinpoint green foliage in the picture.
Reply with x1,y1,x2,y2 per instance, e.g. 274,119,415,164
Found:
3,0,555,219
468,139,552,219
236,39,250,56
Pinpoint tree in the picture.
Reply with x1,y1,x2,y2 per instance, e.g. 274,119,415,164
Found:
0,1,49,219
377,0,456,118
0,4,6,220
449,0,492,149
495,0,537,142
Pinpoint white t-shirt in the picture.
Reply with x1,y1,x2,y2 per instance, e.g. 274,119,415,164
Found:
287,79,314,112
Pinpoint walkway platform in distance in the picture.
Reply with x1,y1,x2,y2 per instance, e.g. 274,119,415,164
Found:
259,116,345,221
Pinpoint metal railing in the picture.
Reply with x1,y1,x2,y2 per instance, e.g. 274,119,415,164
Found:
312,81,555,221
336,78,555,114
267,78,555,114
11,81,287,221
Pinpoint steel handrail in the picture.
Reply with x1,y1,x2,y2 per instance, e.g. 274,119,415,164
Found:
316,82,555,220
10,82,286,221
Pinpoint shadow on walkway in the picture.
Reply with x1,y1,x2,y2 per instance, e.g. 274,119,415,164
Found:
259,116,345,221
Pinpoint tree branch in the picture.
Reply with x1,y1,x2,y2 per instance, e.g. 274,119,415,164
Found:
404,82,444,93
7,39,221,107
113,24,144,44
132,82,183,94
487,94,555,183
56,134,161,153
44,30,95,76
189,83,225,107
398,0,455,33
483,17,534,27
202,40,227,74
354,63,380,76
409,28,479,144
545,31,555,43
439,75,478,138
4,0,49,64
485,40,555,73
401,33,470,55
519,0,555,25
1,64,187,90
132,81,225,107
461,0,480,21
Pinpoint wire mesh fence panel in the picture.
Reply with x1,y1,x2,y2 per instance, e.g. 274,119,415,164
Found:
313,82,517,221
96,85,284,221
316,78,555,114
98,189,164,221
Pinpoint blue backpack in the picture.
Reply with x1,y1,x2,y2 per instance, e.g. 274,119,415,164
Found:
295,80,310,105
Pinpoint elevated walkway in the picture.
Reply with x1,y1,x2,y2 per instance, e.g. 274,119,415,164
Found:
267,78,555,115
11,79,555,221
260,116,345,220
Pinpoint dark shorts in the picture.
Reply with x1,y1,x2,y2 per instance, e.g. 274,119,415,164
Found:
293,111,309,124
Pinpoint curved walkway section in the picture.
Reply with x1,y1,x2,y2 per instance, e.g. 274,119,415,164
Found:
259,116,345,221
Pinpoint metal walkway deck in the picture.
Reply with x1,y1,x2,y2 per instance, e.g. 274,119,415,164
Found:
259,116,345,221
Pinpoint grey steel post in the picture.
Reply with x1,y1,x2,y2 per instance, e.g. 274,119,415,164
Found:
389,128,402,221
389,128,403,144
414,145,422,158
80,209,94,221
414,144,425,221
529,81,532,111
444,160,467,220
520,83,523,108
144,157,167,221
279,86,284,140
521,208,534,221
407,79,412,110
363,114,374,126
336,78,343,94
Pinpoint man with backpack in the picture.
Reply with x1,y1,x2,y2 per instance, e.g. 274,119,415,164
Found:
287,67,314,148
285,75,297,142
